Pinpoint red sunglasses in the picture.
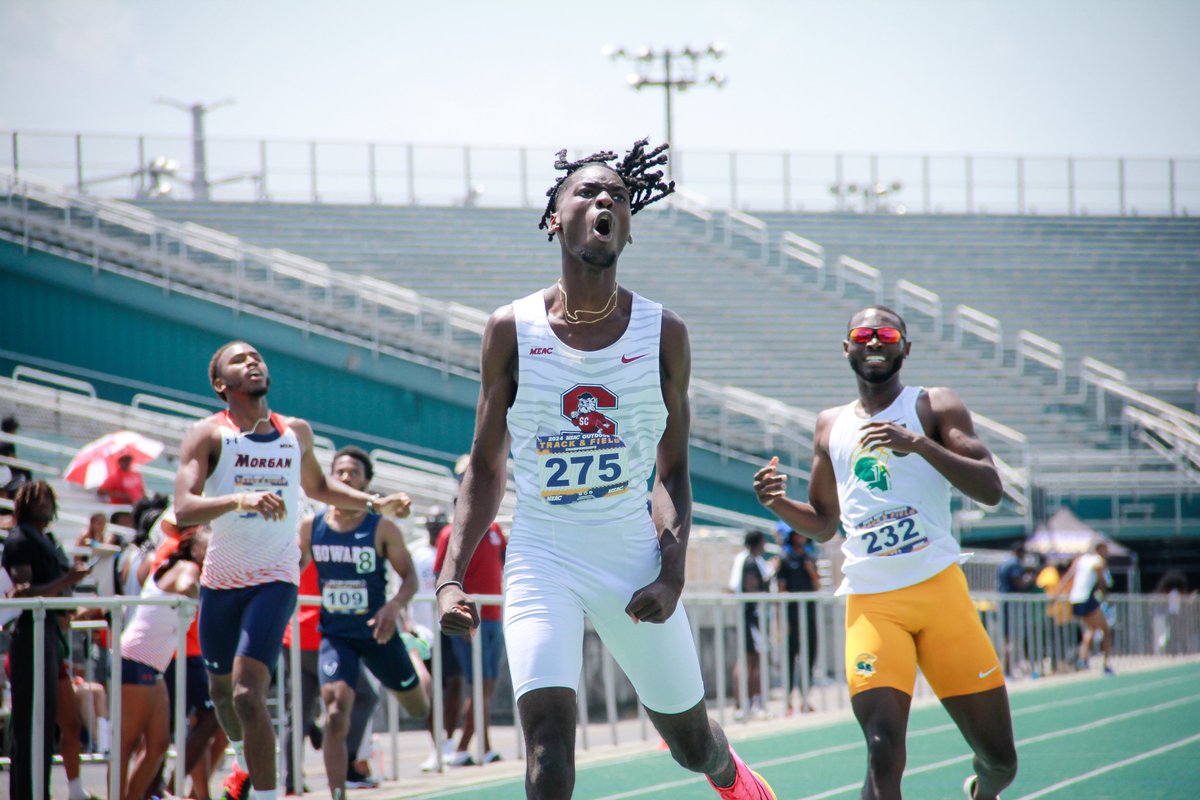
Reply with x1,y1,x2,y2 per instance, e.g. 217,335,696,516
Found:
848,326,904,344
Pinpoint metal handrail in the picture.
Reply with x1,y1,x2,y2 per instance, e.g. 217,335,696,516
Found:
953,304,1004,365
667,187,714,239
725,209,769,263
779,231,825,286
1016,329,1066,390
894,279,943,339
835,255,883,303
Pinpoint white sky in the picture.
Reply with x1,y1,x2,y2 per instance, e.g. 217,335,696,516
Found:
2,0,1197,158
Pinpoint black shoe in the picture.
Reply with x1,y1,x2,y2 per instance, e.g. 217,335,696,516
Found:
345,764,380,789
307,721,324,751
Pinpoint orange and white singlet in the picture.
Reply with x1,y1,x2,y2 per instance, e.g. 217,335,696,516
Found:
200,411,302,589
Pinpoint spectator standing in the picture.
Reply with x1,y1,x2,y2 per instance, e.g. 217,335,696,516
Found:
727,529,777,719
434,510,505,765
997,542,1034,676
774,522,820,714
0,415,33,484
97,454,146,506
413,506,466,771
2,480,92,799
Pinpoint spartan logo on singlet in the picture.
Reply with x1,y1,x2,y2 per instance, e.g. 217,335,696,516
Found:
534,384,630,505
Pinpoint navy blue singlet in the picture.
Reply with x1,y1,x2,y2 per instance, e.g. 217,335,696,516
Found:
310,512,386,639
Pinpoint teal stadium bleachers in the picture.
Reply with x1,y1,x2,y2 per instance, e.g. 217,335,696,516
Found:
135,201,1197,454
3,176,1198,546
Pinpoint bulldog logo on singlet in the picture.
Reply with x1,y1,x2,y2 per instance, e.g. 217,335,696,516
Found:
535,384,629,505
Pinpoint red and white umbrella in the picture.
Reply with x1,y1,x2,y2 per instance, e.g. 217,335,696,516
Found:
64,431,165,490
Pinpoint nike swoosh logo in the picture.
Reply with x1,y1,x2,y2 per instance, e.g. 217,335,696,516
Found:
621,354,647,364
979,665,1000,679
400,674,417,688
355,531,371,539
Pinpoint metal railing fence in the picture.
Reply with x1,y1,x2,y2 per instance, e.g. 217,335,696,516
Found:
3,130,1197,216
2,589,1196,797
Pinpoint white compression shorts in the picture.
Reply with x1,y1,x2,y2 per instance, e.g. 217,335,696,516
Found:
502,516,706,715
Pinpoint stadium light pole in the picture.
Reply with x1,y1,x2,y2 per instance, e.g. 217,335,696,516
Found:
601,44,726,179
155,96,235,200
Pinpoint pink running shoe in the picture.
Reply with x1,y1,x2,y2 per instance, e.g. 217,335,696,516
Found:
220,765,251,800
707,748,777,800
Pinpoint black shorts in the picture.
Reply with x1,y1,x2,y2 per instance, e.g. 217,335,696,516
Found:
165,655,213,714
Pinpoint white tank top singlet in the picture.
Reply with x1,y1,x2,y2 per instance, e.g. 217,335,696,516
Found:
828,385,961,596
200,411,302,589
506,289,668,535
1068,553,1104,603
120,574,179,673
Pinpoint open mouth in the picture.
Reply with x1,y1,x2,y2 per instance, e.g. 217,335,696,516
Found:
864,355,887,364
592,212,613,241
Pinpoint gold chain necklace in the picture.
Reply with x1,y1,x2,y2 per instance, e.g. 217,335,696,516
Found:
558,280,619,325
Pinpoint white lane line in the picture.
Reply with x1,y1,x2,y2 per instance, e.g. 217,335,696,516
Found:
1014,732,1200,800
792,693,1200,800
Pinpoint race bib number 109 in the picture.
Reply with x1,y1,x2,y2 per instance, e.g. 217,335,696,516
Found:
322,580,369,614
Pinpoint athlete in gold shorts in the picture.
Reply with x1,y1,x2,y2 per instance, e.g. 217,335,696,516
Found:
755,305,1017,800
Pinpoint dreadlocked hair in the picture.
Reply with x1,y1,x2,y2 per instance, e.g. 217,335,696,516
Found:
13,480,57,527
538,137,675,240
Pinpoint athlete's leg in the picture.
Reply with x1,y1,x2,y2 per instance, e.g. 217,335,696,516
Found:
228,581,300,792
915,565,1015,800
844,584,921,800
941,688,1017,800
125,679,171,800
207,671,242,741
518,687,577,799
321,679,356,799
1083,607,1112,668
55,673,83,782
851,687,912,800
116,680,154,800
647,701,737,785
230,655,277,789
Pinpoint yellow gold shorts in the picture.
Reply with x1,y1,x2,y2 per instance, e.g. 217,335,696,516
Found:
844,564,1004,699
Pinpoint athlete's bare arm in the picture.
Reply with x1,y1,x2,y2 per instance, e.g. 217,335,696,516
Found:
753,408,842,543
370,517,418,643
158,560,202,599
291,418,412,517
625,310,691,625
438,306,517,636
297,515,314,572
174,417,283,525
857,387,1003,506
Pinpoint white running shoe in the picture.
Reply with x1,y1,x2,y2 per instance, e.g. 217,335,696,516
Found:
962,774,1000,799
